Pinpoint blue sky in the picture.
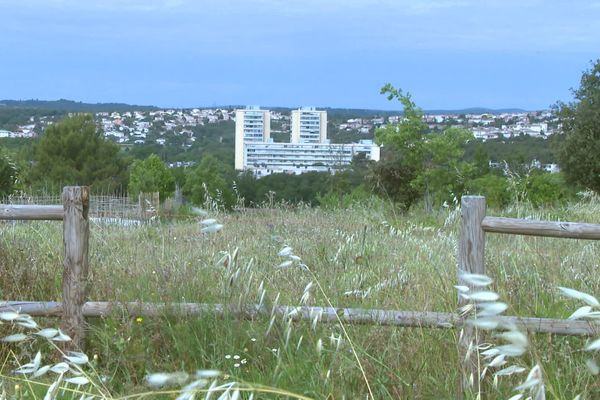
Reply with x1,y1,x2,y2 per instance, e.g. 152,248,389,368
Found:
1,0,599,110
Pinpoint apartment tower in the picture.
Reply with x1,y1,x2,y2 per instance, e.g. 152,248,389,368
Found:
234,106,270,170
291,107,327,144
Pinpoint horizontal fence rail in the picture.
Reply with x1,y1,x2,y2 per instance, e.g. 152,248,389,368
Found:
482,216,600,239
1,301,597,336
0,205,63,220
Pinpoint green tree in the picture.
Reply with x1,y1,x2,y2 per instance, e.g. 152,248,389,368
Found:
0,150,18,198
184,154,235,208
128,154,175,201
524,171,573,207
468,174,511,209
368,148,421,210
372,85,426,210
416,127,474,211
373,84,474,210
29,114,129,192
557,59,600,192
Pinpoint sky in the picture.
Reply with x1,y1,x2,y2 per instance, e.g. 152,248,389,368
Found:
1,0,599,110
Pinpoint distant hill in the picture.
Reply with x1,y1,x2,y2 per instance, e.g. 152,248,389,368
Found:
0,99,529,115
423,107,528,115
0,99,158,112
249,106,530,117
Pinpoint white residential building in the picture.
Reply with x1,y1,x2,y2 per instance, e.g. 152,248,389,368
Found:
235,106,380,176
244,140,380,176
234,106,271,170
291,107,327,143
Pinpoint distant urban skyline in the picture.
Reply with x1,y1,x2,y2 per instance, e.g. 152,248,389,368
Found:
1,0,599,110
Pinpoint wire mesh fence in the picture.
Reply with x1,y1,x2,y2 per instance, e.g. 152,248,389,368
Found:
2,192,160,225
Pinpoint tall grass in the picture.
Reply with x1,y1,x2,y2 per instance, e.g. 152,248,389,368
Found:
1,194,599,399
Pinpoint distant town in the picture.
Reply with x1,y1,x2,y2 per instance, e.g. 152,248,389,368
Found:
0,105,561,174
0,107,559,142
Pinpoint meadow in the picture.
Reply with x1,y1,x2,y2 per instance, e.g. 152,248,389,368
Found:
1,194,600,399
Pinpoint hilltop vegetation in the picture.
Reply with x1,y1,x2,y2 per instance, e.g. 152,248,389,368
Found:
0,99,158,112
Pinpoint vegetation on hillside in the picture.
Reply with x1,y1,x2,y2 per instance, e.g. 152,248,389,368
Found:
556,59,600,193
27,114,130,193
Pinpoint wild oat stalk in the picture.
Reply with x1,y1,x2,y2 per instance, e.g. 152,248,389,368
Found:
277,245,375,400
559,286,600,380
458,272,546,400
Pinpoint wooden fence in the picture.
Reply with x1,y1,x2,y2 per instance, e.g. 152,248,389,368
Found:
1,186,89,349
1,191,600,398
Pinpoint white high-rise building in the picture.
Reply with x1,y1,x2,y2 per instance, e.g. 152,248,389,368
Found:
291,107,327,144
235,106,380,176
234,106,270,170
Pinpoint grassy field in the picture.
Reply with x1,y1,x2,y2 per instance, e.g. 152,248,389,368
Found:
1,194,600,399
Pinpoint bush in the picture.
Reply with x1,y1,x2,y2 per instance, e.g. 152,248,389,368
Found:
467,173,511,209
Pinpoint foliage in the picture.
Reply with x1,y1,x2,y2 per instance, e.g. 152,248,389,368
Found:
524,171,574,207
471,169,574,208
373,84,475,211
234,157,372,208
126,120,235,166
28,114,129,192
0,148,18,197
368,147,421,210
372,85,426,210
184,154,236,208
316,185,373,210
415,127,474,210
0,108,65,131
128,154,176,201
463,134,561,168
0,99,157,112
557,59,600,193
467,173,511,209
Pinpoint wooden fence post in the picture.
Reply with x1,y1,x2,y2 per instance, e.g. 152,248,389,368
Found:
61,186,90,350
458,195,486,399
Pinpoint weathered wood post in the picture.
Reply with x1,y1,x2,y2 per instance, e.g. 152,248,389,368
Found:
457,195,486,399
61,186,90,350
